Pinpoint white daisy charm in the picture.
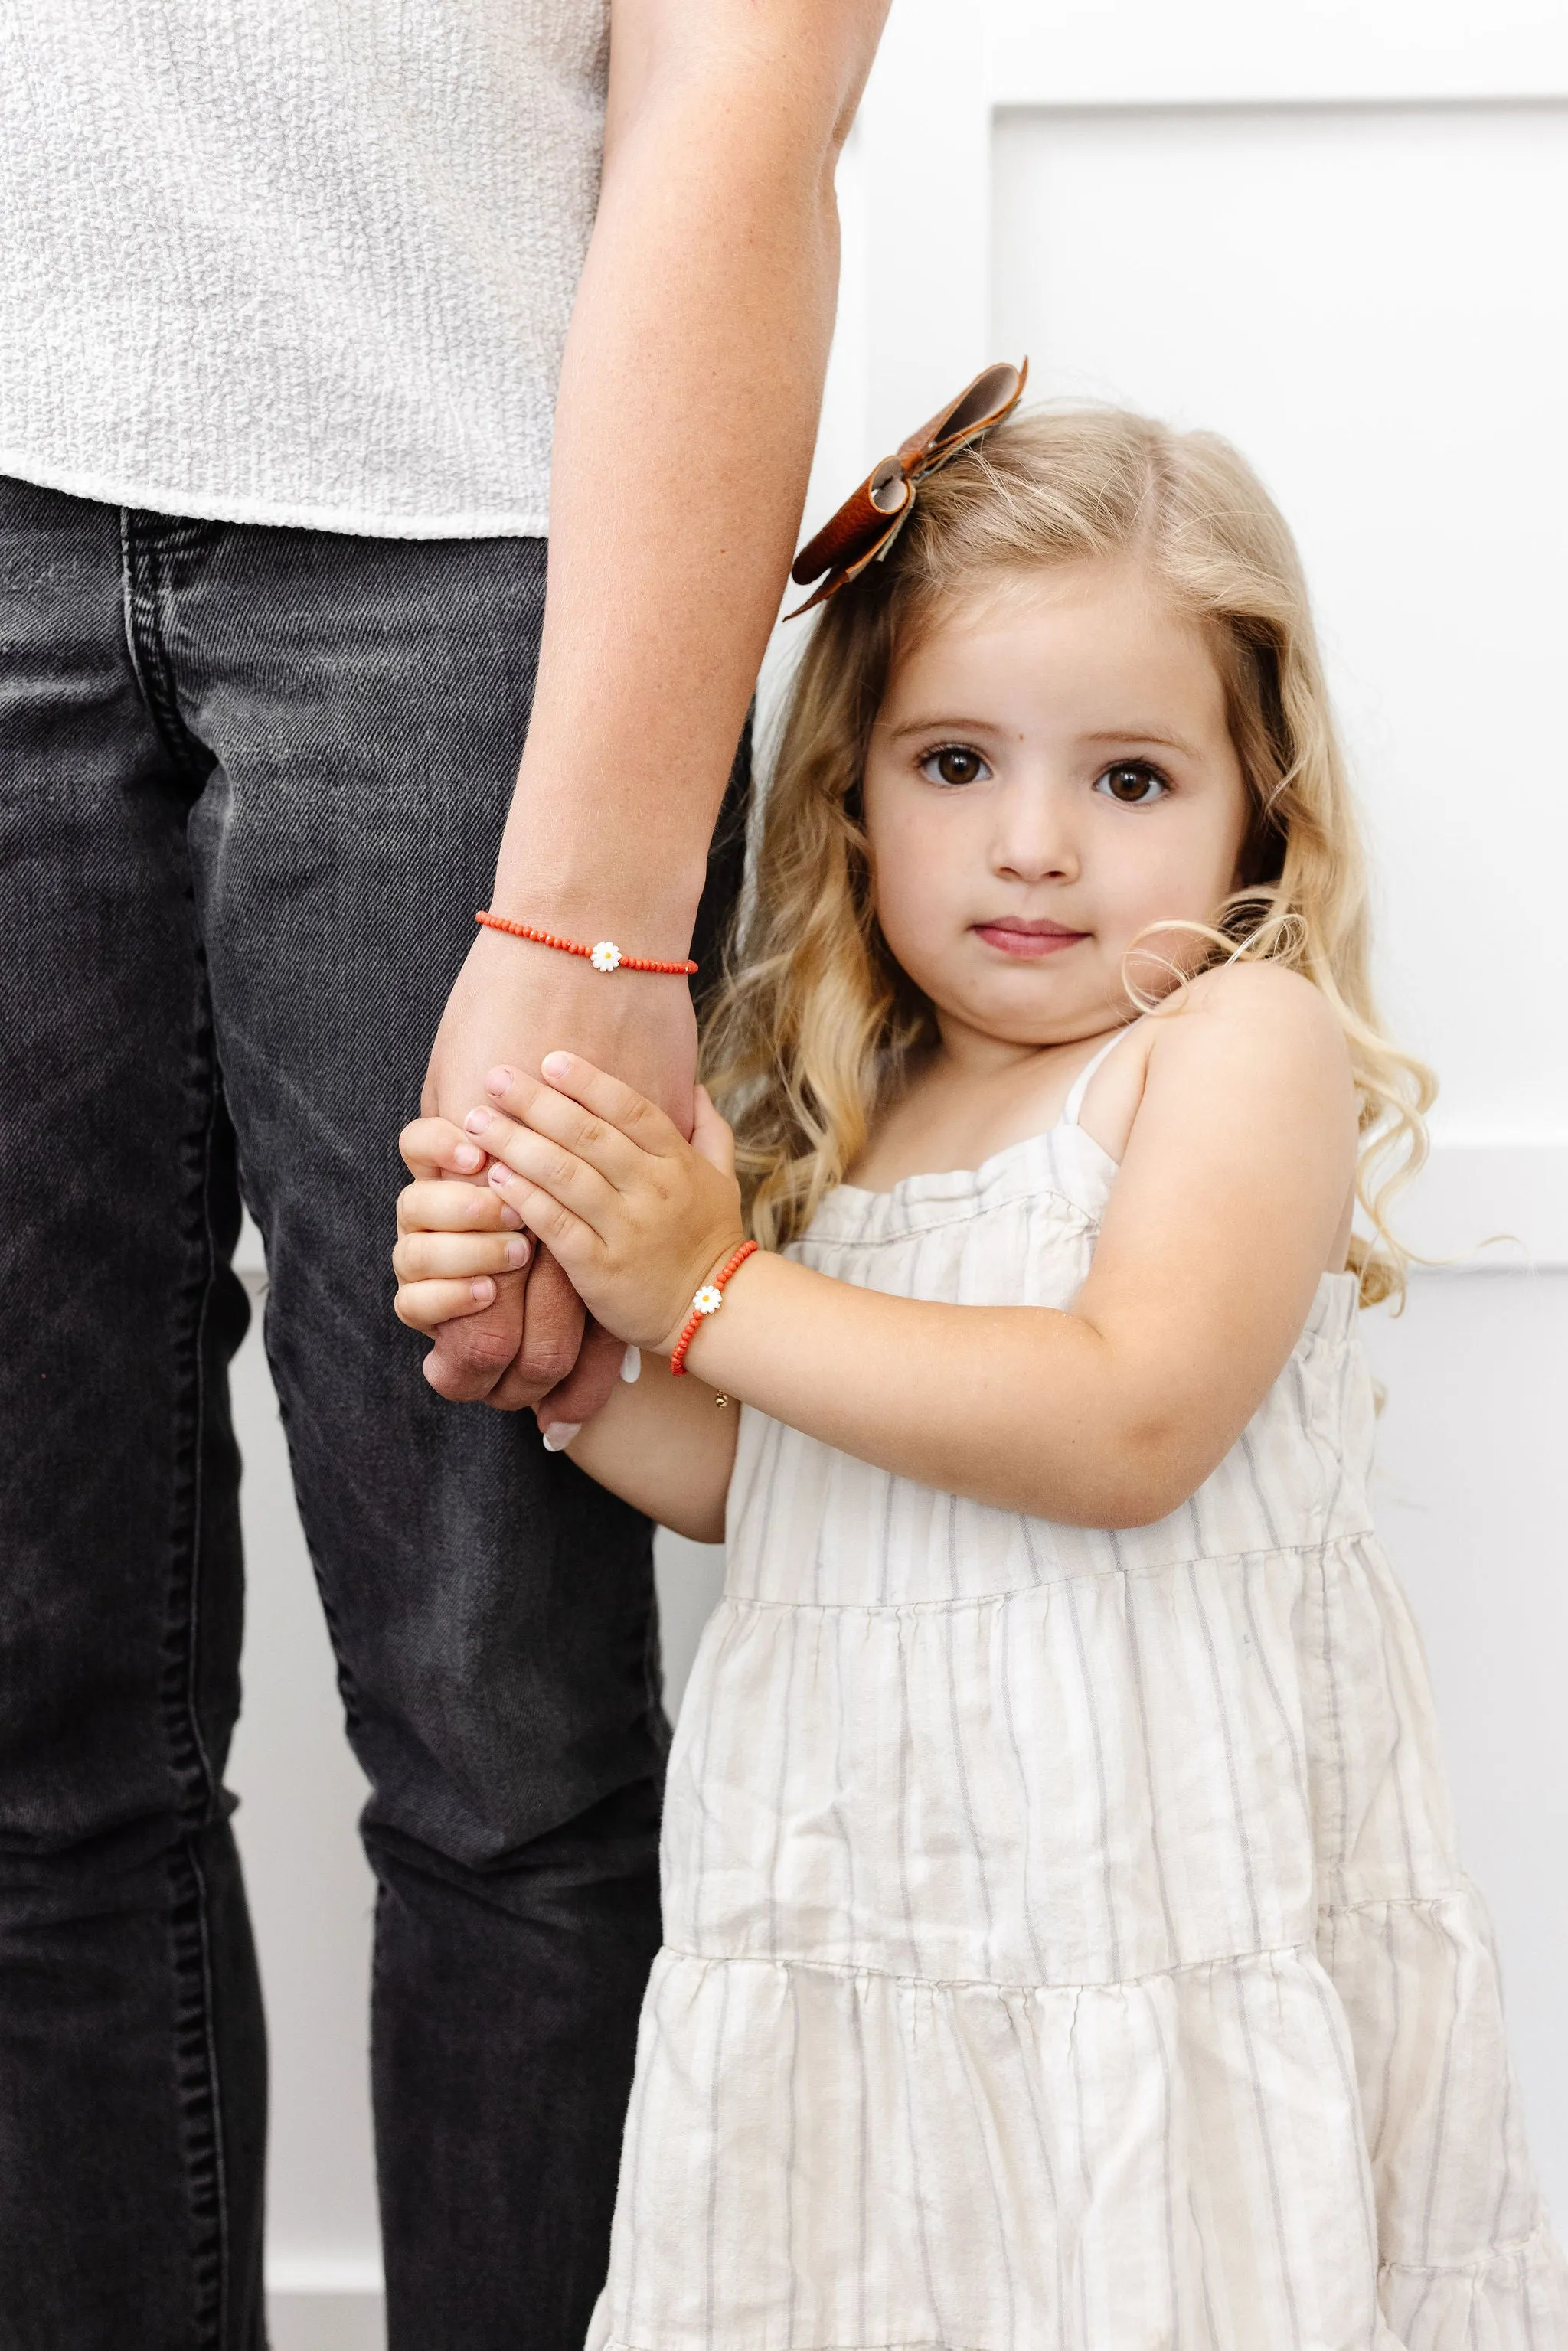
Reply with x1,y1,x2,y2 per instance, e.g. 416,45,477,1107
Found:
590,939,622,973
692,1285,724,1317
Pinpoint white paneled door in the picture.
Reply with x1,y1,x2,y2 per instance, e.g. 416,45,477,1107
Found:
811,0,1568,1236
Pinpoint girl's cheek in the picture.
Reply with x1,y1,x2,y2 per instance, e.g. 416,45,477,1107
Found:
877,833,956,930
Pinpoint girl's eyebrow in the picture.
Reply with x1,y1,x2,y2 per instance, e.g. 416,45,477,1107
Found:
879,717,1204,758
1079,727,1200,759
878,713,1005,741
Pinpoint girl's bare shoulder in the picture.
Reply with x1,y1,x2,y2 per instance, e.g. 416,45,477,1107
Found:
1158,959,1353,1082
1080,962,1352,1166
1138,959,1357,1159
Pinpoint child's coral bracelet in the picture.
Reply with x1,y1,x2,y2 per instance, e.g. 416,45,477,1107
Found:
669,1242,758,1377
475,910,697,977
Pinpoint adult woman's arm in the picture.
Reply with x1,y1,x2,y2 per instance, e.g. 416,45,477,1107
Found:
421,0,889,1410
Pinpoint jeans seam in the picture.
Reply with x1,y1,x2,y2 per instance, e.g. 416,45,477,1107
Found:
119,510,212,783
176,1051,227,1807
191,1056,235,2344
171,1839,233,2349
153,742,234,2344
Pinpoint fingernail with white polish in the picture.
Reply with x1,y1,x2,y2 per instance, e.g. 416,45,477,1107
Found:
541,1422,581,1453
620,1345,641,1383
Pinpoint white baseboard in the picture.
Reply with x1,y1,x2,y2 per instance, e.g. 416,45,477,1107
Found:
267,2272,384,2351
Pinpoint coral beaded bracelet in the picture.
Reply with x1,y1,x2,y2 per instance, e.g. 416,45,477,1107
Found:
669,1242,758,1377
475,910,697,977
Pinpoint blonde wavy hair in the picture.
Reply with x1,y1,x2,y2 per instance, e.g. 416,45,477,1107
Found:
704,406,1433,1307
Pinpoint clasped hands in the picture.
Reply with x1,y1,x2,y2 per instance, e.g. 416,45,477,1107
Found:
395,1053,748,1429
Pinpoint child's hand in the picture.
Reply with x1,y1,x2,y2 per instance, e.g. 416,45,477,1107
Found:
392,1115,534,1337
461,1053,747,1353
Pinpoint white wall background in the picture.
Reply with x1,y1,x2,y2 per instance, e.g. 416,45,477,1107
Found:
238,5,1568,2340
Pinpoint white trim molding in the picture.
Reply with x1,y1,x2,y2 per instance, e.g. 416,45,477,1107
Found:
267,2262,384,2351
987,0,1568,110
1398,1142,1568,1274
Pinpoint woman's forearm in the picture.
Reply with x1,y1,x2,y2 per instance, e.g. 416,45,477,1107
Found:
494,0,888,947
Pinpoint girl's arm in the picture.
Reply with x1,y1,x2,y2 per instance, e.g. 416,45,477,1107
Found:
557,1357,737,1543
404,963,1358,1529
696,967,1358,1527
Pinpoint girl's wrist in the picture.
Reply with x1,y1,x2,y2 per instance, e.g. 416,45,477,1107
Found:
662,1236,756,1365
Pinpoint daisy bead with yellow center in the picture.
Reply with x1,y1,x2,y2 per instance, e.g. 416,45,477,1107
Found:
590,940,622,973
692,1285,724,1316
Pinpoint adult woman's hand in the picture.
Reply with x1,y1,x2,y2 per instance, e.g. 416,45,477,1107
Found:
420,930,697,1413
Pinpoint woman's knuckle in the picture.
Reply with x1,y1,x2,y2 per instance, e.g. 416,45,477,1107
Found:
535,1338,579,1388
448,1324,517,1376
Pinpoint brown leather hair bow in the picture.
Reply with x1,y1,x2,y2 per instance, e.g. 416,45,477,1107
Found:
787,358,1028,618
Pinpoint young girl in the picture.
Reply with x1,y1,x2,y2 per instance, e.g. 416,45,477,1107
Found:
394,399,1566,2349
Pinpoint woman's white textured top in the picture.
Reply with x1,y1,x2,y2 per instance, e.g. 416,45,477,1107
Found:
588,1111,1567,2350
0,0,609,535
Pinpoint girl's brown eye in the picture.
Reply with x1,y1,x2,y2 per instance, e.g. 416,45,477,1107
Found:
1096,761,1168,805
921,745,991,787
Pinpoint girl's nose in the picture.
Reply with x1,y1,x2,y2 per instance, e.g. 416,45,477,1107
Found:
991,780,1079,883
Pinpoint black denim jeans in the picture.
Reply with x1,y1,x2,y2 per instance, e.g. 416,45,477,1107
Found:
0,476,746,2351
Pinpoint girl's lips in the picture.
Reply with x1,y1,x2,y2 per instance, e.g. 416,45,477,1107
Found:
972,919,1089,959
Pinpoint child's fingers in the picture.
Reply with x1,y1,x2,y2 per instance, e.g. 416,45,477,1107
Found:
397,1176,523,1237
469,1112,619,1233
462,1089,635,1193
483,1160,604,1275
481,1076,645,1188
690,1085,737,1177
490,1054,684,1160
391,1228,531,1285
394,1272,506,1333
399,1114,491,1182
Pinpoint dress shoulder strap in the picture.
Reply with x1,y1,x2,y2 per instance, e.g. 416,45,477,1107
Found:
1059,1017,1145,1129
